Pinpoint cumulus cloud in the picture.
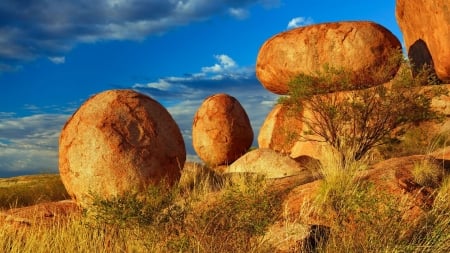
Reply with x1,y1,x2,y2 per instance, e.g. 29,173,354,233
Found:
0,0,277,71
287,16,314,29
202,54,237,73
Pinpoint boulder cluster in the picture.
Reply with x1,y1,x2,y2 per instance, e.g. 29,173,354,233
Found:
58,0,450,211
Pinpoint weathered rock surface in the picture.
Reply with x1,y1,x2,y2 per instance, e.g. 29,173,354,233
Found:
258,104,304,154
59,90,185,206
282,155,446,237
258,101,332,162
260,84,450,162
396,0,450,82
224,148,322,181
192,93,253,166
263,222,330,253
256,21,402,94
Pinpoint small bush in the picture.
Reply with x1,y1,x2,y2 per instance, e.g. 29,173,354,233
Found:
280,50,446,163
314,155,419,252
191,175,282,252
413,159,445,188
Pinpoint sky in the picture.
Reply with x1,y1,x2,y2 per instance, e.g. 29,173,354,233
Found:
0,0,403,177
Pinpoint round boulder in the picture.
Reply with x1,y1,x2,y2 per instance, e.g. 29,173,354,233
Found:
256,21,402,95
59,90,186,206
396,0,450,82
192,93,253,166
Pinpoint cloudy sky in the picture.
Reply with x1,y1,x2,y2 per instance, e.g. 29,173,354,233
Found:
0,0,402,177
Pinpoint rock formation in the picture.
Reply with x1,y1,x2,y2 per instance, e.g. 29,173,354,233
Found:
224,148,322,180
256,21,402,94
258,103,304,154
396,0,450,82
259,84,450,163
192,93,253,166
59,90,186,207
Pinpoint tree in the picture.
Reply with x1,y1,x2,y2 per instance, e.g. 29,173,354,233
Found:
280,51,446,163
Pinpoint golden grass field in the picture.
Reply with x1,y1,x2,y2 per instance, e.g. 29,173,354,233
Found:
0,150,449,253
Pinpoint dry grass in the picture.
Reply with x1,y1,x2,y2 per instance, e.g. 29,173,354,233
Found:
0,174,69,210
0,158,449,252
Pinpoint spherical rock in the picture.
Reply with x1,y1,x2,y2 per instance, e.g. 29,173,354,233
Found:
256,21,402,94
192,93,253,166
59,90,186,206
396,0,450,82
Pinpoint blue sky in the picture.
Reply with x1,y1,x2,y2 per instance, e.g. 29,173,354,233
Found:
0,0,402,177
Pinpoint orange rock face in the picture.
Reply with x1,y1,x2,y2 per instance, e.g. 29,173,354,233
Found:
192,93,253,166
59,90,185,206
256,21,402,94
258,102,331,162
258,103,304,154
396,0,450,82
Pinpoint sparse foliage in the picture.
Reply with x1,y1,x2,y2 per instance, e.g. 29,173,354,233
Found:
280,50,447,162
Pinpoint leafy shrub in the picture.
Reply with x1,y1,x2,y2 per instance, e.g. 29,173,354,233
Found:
280,50,446,163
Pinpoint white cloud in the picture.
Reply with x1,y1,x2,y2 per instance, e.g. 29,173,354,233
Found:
202,54,237,73
48,56,66,64
134,80,172,90
228,8,249,19
287,16,314,29
0,113,72,174
0,0,275,71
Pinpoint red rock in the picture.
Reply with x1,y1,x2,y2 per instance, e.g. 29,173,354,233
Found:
258,102,330,162
258,104,304,154
282,155,441,237
192,93,253,166
256,21,402,95
396,0,450,82
59,90,185,207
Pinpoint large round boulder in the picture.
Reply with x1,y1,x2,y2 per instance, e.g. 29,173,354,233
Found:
396,0,450,82
192,93,253,166
59,90,186,206
256,21,402,95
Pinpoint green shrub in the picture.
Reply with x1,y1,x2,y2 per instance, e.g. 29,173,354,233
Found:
280,50,446,163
